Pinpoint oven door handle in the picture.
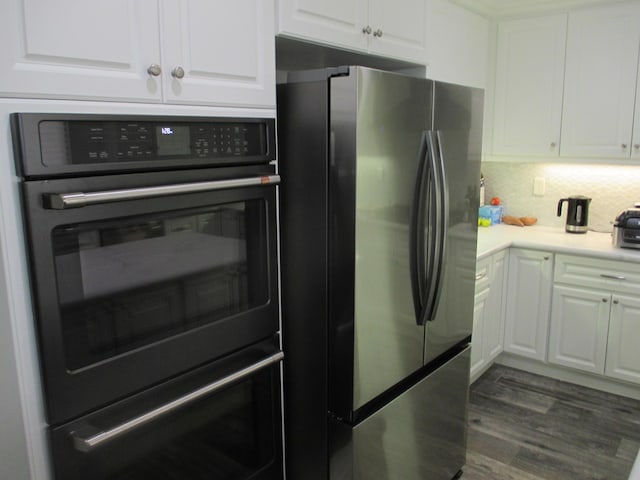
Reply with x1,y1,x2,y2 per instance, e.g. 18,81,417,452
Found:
44,174,281,209
70,351,284,452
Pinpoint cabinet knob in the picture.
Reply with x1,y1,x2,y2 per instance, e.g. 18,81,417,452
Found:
622,144,628,149
373,29,383,37
543,256,549,260
634,144,640,150
171,66,185,79
362,25,372,34
550,142,556,148
602,298,608,303
147,64,162,77
613,299,619,304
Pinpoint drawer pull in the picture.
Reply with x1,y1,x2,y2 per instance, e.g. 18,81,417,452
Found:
600,274,626,281
475,272,487,281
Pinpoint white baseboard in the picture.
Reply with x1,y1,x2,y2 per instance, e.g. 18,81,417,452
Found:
491,353,640,401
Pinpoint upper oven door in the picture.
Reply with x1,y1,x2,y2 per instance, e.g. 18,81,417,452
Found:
21,165,280,425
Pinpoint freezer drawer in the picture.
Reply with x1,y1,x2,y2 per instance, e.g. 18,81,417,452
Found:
332,346,470,480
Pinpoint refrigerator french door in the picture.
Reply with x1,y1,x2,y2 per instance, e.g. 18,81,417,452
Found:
278,66,483,480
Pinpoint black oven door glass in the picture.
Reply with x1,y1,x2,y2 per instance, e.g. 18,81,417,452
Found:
52,200,269,371
51,350,282,480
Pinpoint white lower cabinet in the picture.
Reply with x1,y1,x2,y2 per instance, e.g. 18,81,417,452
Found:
477,248,640,392
471,286,489,380
606,294,640,384
503,249,553,361
470,250,507,382
548,285,610,374
549,254,640,385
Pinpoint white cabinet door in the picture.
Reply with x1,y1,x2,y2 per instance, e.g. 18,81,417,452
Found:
560,3,640,158
606,294,640,384
427,0,489,89
470,287,490,382
0,0,161,102
277,0,368,51
504,249,553,361
633,58,640,160
484,250,506,361
161,0,276,108
492,14,567,156
367,0,427,63
548,285,610,374
277,0,427,64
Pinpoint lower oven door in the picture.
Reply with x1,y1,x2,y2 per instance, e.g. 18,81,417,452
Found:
50,339,284,480
21,164,280,424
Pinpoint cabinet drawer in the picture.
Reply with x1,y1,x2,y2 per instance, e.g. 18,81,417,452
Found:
555,254,640,295
475,256,491,293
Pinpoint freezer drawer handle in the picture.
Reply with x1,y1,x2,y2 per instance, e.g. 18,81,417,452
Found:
44,174,281,209
70,351,284,452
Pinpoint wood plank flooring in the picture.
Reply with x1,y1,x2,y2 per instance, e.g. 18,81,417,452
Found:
463,365,640,480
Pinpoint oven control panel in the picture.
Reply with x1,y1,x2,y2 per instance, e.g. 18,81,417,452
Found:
11,113,276,178
69,120,266,162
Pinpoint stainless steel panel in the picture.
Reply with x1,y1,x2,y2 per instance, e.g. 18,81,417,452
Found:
352,347,470,479
344,67,433,409
426,82,484,364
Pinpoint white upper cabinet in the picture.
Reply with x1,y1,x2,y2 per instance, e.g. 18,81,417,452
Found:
427,0,489,89
0,0,161,102
160,0,275,107
277,0,427,64
560,3,640,158
0,0,275,108
366,0,427,62
492,14,567,156
633,59,640,160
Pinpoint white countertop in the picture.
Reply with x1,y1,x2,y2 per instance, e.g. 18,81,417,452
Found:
477,224,640,263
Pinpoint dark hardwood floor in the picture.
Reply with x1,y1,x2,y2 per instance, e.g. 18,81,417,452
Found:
463,365,640,480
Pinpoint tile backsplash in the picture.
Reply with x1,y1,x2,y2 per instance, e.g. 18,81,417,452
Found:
481,162,640,233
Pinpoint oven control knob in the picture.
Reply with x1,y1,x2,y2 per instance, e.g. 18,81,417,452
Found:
171,66,185,79
147,64,162,77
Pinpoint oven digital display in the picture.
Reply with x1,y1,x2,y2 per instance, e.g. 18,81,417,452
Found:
156,125,191,156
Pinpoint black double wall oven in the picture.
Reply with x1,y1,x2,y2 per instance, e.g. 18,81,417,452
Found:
11,113,283,480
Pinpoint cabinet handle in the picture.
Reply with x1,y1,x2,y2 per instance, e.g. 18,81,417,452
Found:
171,66,185,79
600,274,626,281
373,29,383,37
475,272,487,281
147,64,162,77
362,25,372,34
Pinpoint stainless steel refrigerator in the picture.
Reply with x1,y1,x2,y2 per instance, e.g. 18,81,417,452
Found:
277,66,483,480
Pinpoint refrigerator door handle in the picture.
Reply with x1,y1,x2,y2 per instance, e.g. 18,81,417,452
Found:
409,131,429,320
425,130,449,322
420,131,442,324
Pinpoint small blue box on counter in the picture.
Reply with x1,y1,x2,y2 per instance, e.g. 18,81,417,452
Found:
479,205,503,224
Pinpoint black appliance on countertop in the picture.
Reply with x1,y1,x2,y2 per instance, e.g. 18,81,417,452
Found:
557,195,592,233
11,113,283,480
613,205,640,248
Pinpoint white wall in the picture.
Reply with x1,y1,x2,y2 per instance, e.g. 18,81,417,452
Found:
482,162,640,232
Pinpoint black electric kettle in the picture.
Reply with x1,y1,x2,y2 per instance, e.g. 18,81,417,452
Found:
557,195,591,233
